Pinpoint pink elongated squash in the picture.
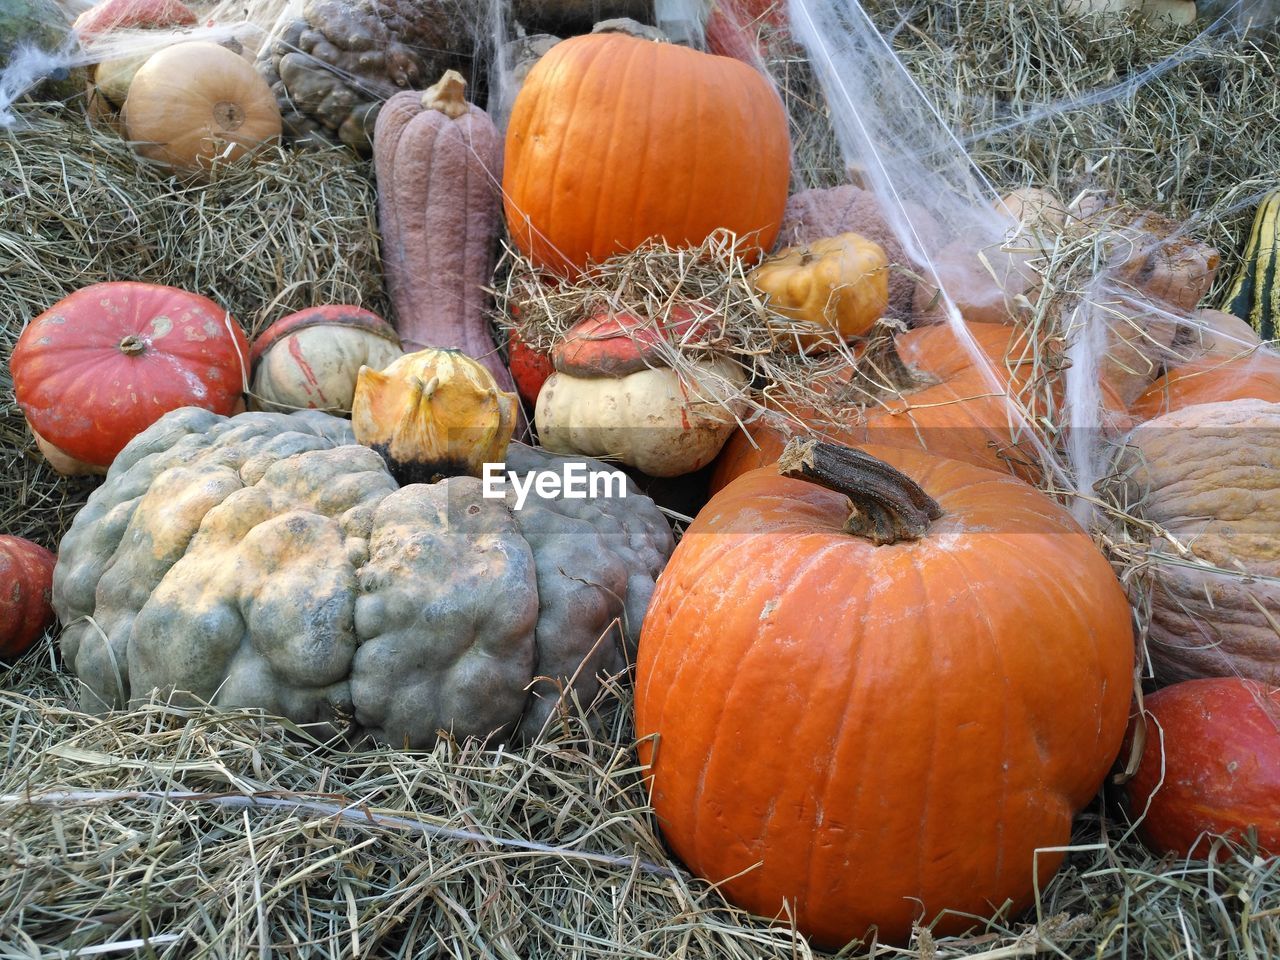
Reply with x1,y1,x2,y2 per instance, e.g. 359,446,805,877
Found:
373,70,514,396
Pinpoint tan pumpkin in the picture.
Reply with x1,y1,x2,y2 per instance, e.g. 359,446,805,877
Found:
78,0,200,116
249,306,403,415
123,41,281,174
751,233,889,350
373,71,513,395
1117,399,1280,685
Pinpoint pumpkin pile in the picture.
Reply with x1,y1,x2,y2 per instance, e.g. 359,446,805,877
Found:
2,0,1279,952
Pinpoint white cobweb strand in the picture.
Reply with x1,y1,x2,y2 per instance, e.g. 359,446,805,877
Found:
1064,291,1110,526
0,40,75,127
0,22,262,128
786,0,1076,491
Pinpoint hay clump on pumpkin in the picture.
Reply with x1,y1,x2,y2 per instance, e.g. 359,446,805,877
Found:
496,229,875,433
0,0,1278,955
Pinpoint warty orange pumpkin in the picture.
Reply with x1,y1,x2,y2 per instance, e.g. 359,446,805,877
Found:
502,32,790,277
636,438,1135,948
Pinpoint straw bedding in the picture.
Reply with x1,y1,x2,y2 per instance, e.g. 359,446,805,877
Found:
1,0,1278,955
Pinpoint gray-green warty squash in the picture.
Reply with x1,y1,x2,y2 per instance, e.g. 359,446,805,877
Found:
54,407,673,746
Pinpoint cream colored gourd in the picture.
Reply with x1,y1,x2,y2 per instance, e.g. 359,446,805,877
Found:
535,360,746,477
249,307,403,415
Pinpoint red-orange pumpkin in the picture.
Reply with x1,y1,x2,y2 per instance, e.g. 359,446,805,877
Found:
0,535,56,660
636,439,1134,948
507,330,555,408
73,0,197,39
1124,678,1279,859
9,282,249,471
503,32,790,277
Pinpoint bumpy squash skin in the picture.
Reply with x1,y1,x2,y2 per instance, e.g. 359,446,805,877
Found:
54,408,673,745
1119,400,1280,685
1124,678,1280,859
373,83,514,395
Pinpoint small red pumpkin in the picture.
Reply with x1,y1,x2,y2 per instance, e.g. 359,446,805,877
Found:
9,282,249,472
507,330,554,408
0,536,57,660
73,0,197,39
1124,678,1280,859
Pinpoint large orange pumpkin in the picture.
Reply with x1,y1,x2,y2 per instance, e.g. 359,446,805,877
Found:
1124,678,1279,860
502,33,790,277
709,323,1046,493
636,439,1134,948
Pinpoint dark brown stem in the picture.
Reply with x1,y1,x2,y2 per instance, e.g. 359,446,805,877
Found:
831,325,935,408
865,334,917,389
777,437,942,545
118,335,147,357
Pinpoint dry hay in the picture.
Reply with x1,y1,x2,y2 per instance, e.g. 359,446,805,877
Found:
0,102,386,548
1,0,1280,956
2,662,1277,959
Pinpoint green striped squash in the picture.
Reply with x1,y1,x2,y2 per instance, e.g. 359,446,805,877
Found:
1220,188,1279,340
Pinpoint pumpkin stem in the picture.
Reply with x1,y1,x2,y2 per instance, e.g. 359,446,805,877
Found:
859,328,928,395
118,335,147,357
422,70,469,119
777,437,942,545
